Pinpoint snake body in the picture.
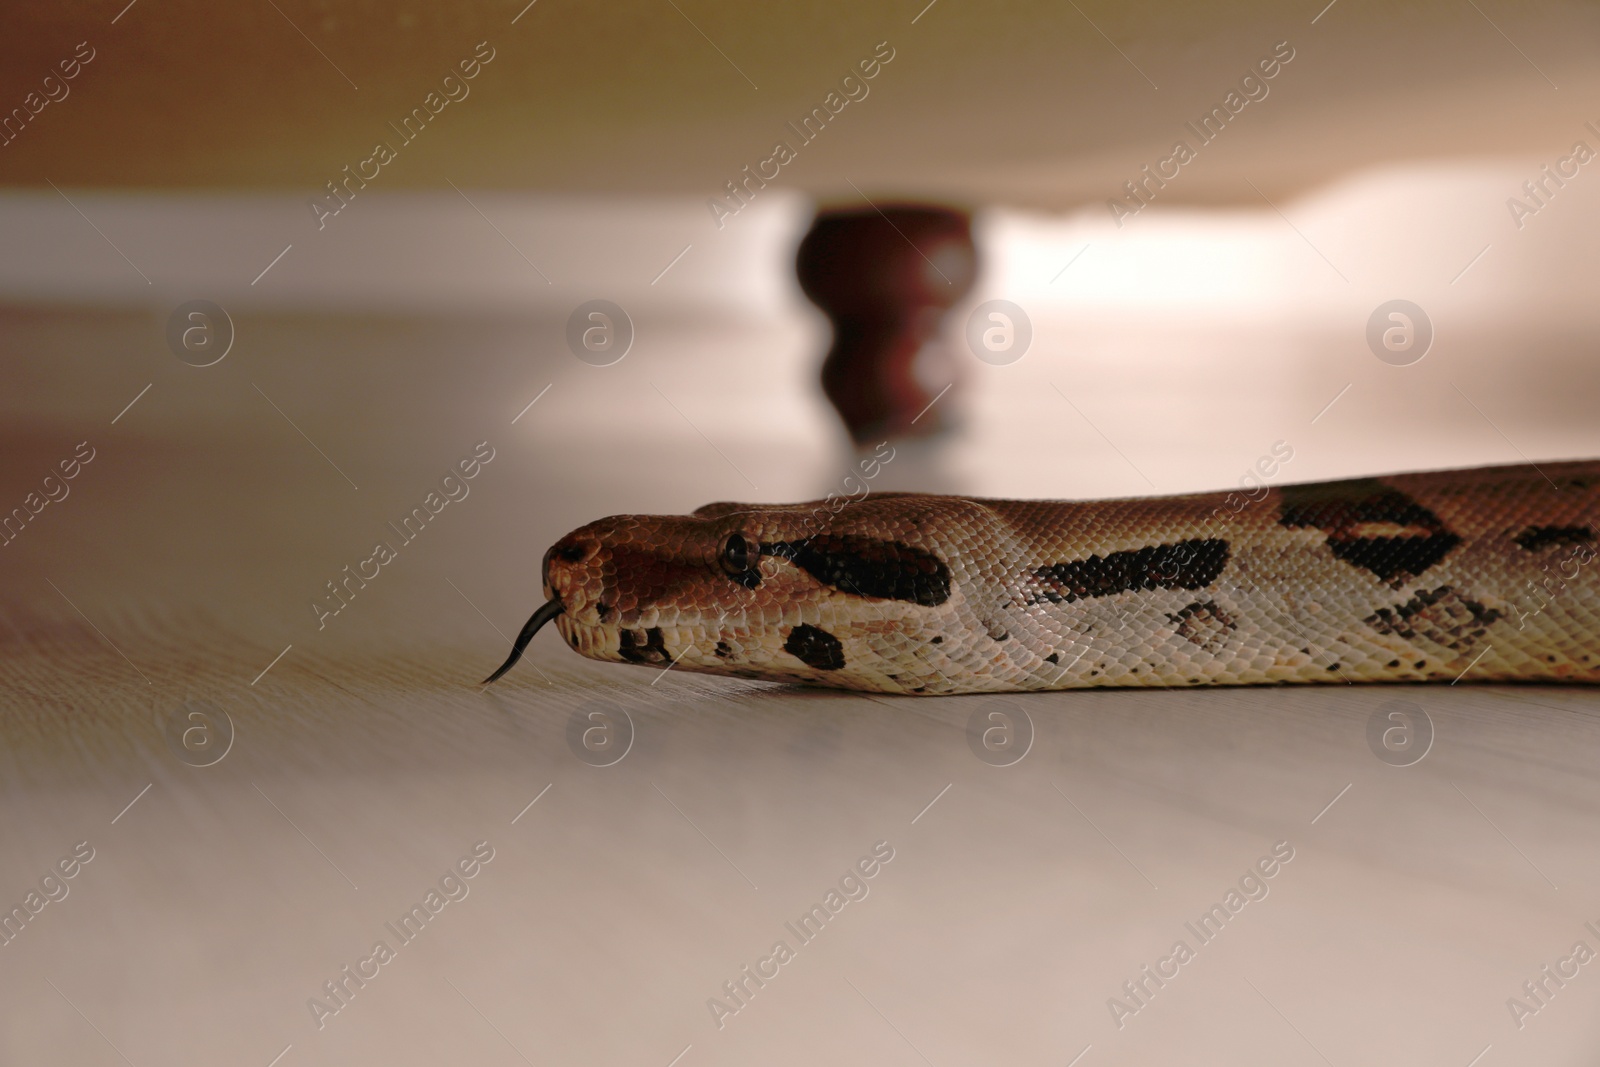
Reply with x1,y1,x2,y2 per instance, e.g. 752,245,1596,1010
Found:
487,461,1600,694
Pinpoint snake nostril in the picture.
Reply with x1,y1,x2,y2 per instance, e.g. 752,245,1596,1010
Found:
554,537,600,564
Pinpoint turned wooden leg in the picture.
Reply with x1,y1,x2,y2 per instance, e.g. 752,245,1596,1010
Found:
795,205,976,444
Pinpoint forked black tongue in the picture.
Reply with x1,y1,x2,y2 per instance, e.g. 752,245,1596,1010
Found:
482,599,564,684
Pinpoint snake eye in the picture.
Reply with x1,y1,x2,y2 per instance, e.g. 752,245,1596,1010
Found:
719,532,760,587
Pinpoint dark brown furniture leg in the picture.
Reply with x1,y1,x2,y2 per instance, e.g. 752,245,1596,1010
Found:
795,205,976,444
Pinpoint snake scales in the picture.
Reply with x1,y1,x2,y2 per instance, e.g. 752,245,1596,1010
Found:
484,461,1600,694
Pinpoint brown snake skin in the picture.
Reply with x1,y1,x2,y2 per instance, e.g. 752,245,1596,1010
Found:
486,461,1600,694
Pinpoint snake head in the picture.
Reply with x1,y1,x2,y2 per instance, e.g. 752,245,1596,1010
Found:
487,495,1007,692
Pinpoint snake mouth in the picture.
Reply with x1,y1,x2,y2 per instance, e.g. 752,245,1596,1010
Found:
481,598,565,684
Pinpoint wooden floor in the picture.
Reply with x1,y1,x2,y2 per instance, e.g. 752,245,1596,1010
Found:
4,308,1600,1066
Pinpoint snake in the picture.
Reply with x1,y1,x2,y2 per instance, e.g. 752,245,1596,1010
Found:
483,460,1600,694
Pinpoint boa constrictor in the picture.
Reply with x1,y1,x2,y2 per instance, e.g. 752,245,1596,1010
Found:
484,461,1600,694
